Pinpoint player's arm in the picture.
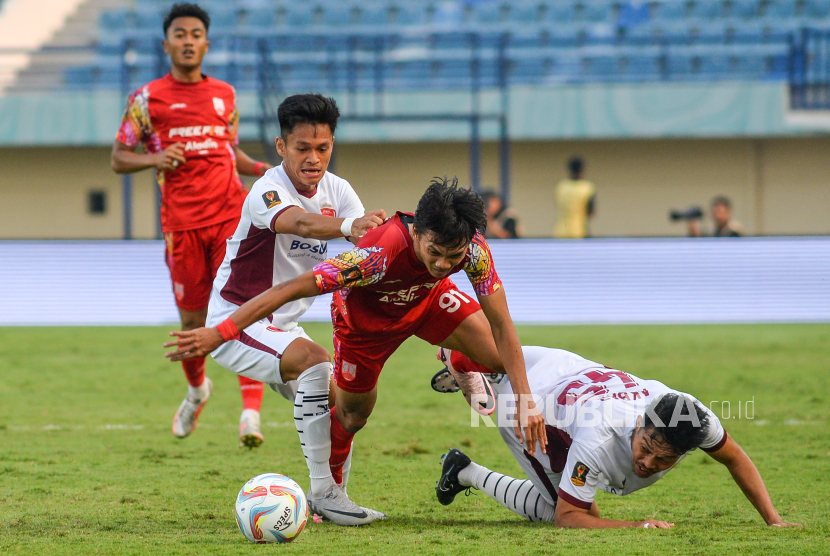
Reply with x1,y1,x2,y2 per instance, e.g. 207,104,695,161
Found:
466,233,546,456
110,140,186,174
233,145,272,177
478,288,546,457
164,271,320,361
554,497,671,529
707,434,801,527
273,206,386,241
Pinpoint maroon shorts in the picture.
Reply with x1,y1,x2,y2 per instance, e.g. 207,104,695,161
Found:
164,218,238,311
332,279,481,393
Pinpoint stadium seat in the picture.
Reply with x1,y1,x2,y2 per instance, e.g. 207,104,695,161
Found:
728,0,760,18
429,2,465,27
806,0,830,18
100,9,131,31
471,1,506,24
617,1,652,28
283,5,315,28
321,4,354,27
690,0,724,18
582,1,613,23
389,2,428,26
542,1,576,23
653,1,690,21
358,3,391,27
623,54,663,80
238,7,277,30
511,1,543,23
763,0,797,18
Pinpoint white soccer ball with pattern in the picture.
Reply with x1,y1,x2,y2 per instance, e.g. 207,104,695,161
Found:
235,473,308,543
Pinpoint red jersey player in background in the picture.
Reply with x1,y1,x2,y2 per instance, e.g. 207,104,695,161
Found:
165,178,548,517
111,3,273,446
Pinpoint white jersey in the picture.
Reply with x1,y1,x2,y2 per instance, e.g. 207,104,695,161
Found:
499,347,726,510
212,164,364,330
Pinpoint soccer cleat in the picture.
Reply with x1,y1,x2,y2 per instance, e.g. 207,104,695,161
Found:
436,348,496,416
172,378,213,439
238,410,264,449
436,449,473,506
307,484,375,526
431,367,460,393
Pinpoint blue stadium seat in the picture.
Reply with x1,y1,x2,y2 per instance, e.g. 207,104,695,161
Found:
617,1,651,28
543,1,576,23
511,2,543,23
283,5,315,28
239,7,277,30
471,1,506,24
582,1,613,23
430,2,465,27
653,1,690,21
764,0,797,18
807,0,830,18
358,3,390,26
690,0,723,18
390,2,428,26
321,4,354,27
729,0,760,18
100,9,131,31
623,54,663,79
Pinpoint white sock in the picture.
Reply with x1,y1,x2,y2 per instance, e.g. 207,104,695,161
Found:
187,378,210,400
340,445,354,496
459,461,556,522
294,363,336,498
240,408,259,422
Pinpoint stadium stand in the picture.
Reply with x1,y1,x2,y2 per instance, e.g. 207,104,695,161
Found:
45,0,829,94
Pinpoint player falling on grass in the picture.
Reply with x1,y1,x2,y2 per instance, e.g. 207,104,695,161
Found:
110,3,274,446
433,346,801,528
165,178,548,524
164,92,386,526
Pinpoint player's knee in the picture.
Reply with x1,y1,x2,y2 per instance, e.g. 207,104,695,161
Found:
337,407,370,434
281,342,331,382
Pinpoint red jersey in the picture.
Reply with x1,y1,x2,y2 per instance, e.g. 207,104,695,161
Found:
312,212,502,334
116,74,248,232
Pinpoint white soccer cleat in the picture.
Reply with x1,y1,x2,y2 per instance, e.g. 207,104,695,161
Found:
172,378,213,439
238,409,264,449
307,484,376,526
437,348,496,416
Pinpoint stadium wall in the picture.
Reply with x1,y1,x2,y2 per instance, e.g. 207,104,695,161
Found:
2,136,829,239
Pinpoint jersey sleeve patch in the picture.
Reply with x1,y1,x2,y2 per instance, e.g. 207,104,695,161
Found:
262,190,281,209
313,247,387,294
116,86,159,151
464,232,502,296
570,461,591,487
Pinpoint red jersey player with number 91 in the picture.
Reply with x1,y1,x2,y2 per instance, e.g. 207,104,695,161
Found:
111,3,273,447
165,177,548,520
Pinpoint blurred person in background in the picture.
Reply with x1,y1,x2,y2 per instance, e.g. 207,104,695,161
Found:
688,196,743,237
553,156,596,238
481,190,523,239
110,3,273,447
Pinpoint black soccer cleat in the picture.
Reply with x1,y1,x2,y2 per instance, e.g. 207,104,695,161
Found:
436,449,472,506
431,367,461,393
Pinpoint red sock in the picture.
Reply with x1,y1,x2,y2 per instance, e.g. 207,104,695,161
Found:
450,350,493,375
329,408,355,485
238,375,264,411
181,358,205,387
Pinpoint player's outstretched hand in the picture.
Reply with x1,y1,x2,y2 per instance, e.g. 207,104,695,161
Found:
155,142,186,171
351,210,387,238
638,520,675,529
515,397,547,458
164,327,224,361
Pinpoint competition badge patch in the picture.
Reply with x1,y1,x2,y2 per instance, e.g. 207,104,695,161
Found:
321,204,336,217
213,97,225,116
341,361,357,382
262,190,281,209
571,462,590,487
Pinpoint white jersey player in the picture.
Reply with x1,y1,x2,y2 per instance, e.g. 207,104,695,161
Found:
434,346,800,528
167,94,387,526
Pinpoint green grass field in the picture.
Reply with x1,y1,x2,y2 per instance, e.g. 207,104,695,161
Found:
0,324,828,555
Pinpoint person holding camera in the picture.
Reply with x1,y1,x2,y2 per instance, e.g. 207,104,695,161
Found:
674,196,743,237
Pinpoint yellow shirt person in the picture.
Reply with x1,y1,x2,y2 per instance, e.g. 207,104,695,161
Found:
553,157,596,238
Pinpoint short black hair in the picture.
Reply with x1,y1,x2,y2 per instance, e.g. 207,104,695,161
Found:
643,393,710,455
568,156,584,178
711,195,732,209
413,177,486,249
163,3,210,35
277,94,341,139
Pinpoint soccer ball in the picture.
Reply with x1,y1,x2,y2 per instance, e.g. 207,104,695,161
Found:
235,473,308,544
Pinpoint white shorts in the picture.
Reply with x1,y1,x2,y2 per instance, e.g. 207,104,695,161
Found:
207,292,310,401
